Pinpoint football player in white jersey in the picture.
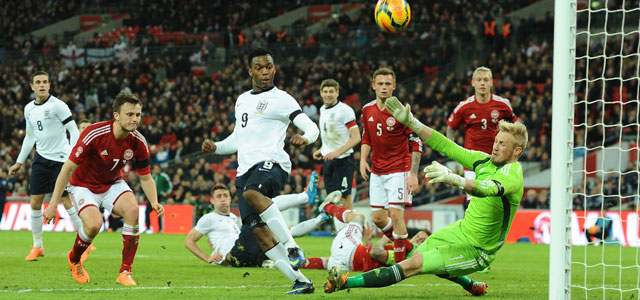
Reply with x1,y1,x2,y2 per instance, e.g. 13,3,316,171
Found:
8,71,83,261
185,183,327,267
202,48,319,295
312,78,361,210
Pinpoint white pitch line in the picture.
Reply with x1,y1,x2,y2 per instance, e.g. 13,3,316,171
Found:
2,283,637,294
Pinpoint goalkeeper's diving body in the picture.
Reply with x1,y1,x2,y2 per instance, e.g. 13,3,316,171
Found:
324,97,527,296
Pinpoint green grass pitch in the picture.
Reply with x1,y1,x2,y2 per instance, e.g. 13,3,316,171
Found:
0,230,637,299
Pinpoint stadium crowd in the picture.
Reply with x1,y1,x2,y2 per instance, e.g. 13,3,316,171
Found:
1,0,637,217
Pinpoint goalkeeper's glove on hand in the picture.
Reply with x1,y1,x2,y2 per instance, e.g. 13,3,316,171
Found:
423,161,466,190
384,96,424,133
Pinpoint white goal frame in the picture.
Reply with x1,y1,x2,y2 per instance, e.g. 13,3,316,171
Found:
549,0,576,299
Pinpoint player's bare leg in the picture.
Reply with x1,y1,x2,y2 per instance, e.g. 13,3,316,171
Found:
371,209,394,239
341,193,354,210
390,206,412,262
25,194,45,261
112,192,140,286
68,205,102,283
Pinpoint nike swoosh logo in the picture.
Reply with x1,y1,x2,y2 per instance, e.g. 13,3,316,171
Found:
290,258,303,266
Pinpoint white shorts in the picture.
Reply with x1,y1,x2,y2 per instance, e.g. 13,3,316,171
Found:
369,171,412,209
67,180,133,217
327,223,363,272
464,170,476,201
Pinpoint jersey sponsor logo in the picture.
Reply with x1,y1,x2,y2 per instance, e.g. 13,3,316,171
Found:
75,146,83,157
368,116,374,122
123,149,134,160
470,113,477,119
256,99,268,114
386,117,396,127
101,149,109,156
491,110,499,119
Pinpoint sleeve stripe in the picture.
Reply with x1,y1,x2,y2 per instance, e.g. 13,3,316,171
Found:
345,120,357,128
472,157,490,172
493,180,505,196
289,110,302,122
62,116,73,125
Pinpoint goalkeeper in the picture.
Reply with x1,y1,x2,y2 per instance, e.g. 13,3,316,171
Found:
325,97,527,296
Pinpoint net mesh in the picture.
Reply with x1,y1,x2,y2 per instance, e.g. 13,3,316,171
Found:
571,0,640,298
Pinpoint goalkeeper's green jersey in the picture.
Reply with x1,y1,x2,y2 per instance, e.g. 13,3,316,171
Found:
427,131,524,253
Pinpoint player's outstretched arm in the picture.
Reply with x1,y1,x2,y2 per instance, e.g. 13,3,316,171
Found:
140,173,164,217
44,160,78,223
384,97,434,142
65,120,80,146
291,113,319,146
203,129,238,155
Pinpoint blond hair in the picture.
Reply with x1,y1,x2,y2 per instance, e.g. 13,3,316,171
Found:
499,120,528,156
472,66,493,80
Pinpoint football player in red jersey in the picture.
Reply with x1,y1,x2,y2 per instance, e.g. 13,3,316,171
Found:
44,92,164,286
360,67,423,263
446,66,517,212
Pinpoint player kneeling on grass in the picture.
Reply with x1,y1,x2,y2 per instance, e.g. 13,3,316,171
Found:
185,179,327,267
44,92,164,286
302,191,429,271
324,97,527,296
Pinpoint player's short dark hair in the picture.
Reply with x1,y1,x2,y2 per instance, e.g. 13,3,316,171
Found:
247,47,274,68
30,71,49,83
372,67,396,82
211,184,229,196
112,92,141,113
320,79,340,91
79,119,90,124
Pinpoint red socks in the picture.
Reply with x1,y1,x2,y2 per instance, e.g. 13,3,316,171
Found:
323,203,351,223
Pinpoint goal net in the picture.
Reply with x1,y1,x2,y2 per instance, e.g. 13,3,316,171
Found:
551,0,640,299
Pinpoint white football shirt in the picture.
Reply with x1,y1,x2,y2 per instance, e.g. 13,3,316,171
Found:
233,86,302,176
194,212,240,265
21,95,74,163
319,102,357,159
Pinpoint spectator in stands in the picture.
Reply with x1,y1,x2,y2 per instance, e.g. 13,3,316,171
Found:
521,189,538,209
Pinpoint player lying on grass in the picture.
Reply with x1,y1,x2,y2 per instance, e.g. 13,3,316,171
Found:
185,177,326,267
302,190,429,272
324,97,527,296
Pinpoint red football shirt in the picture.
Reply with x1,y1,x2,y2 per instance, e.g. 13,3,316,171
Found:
446,94,517,154
351,244,383,272
361,100,423,175
69,120,151,194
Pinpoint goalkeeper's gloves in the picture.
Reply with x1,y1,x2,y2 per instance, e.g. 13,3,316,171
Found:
423,161,466,190
384,96,424,133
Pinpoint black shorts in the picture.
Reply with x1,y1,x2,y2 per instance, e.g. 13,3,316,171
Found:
235,161,287,224
227,225,268,267
30,152,64,195
323,154,355,195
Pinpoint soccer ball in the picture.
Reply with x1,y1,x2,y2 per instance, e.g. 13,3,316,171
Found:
374,0,411,34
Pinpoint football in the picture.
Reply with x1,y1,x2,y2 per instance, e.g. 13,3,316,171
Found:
374,0,411,33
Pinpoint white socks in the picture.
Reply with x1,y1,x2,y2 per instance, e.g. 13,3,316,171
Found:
260,203,298,249
290,214,324,237
31,209,44,248
272,192,307,211
264,243,311,283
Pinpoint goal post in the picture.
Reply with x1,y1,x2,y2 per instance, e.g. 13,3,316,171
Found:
549,0,576,299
